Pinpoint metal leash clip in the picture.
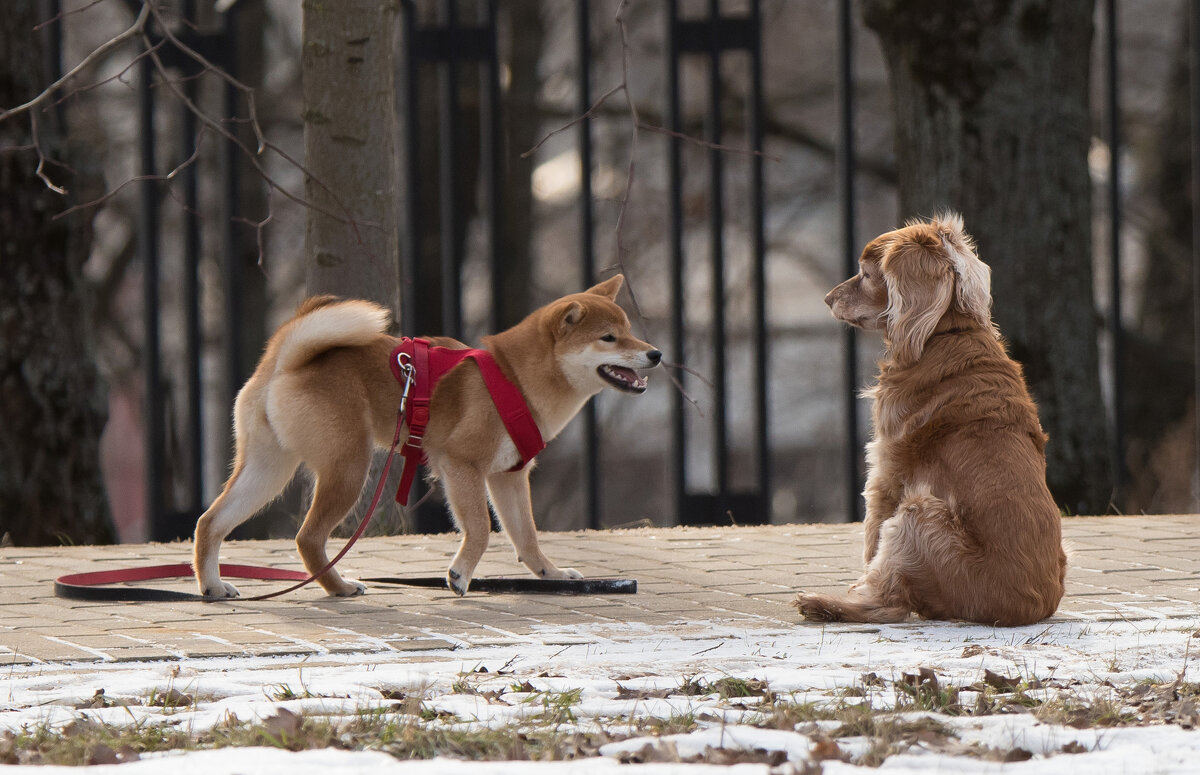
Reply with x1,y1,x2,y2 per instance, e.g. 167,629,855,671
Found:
396,351,415,411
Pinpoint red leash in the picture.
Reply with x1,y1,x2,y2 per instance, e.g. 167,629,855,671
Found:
55,356,417,603
54,339,553,603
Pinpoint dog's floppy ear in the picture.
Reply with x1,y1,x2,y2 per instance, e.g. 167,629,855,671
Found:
881,233,954,365
931,212,995,333
586,274,623,301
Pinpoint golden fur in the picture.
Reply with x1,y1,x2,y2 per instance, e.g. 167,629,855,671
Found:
193,276,661,598
794,214,1066,626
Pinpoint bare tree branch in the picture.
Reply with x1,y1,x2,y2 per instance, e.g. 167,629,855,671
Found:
0,2,149,125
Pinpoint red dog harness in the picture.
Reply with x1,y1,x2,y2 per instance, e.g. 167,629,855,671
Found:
389,337,545,505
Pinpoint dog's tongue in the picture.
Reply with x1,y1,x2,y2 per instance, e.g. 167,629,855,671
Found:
608,366,639,383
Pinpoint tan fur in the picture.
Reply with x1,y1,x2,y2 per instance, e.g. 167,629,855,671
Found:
794,214,1066,626
193,276,661,598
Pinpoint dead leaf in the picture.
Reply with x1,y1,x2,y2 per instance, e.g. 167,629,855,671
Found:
617,741,681,764
87,745,120,766
961,644,986,658
809,736,850,762
615,684,673,700
149,687,193,707
61,718,102,737
1061,741,1088,754
1002,747,1033,762
261,708,303,740
74,689,109,710
984,669,1021,691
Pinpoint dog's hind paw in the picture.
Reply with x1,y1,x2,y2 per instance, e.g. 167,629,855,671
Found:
447,568,469,596
332,580,367,597
202,581,241,599
792,593,840,622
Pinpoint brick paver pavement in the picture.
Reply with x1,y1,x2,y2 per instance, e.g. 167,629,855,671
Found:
1,516,1198,665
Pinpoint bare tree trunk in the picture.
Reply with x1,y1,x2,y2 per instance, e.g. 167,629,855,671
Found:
0,1,115,544
863,0,1112,513
302,0,401,314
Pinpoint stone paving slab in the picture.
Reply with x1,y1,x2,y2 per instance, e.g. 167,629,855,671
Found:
1,516,1198,665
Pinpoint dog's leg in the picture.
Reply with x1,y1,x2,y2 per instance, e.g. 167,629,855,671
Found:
296,451,374,597
486,469,582,581
861,444,901,565
795,490,979,624
439,461,493,596
193,442,299,598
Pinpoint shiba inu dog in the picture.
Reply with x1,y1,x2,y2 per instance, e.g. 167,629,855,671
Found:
193,275,661,598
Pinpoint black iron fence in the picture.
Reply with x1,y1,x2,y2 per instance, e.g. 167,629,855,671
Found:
42,0,1194,538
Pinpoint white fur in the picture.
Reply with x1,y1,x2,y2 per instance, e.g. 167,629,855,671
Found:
276,301,391,373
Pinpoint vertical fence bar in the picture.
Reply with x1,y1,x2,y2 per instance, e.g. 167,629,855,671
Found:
1105,0,1125,505
666,0,687,523
577,0,602,529
706,0,729,494
748,0,769,519
837,0,861,522
221,82,244,421
438,0,462,339
482,0,504,333
401,1,422,337
1191,0,1200,511
138,54,166,538
181,3,204,518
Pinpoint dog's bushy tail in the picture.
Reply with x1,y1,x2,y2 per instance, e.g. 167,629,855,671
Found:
792,591,911,624
275,297,391,373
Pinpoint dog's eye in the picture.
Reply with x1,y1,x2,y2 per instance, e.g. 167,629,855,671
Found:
600,334,617,343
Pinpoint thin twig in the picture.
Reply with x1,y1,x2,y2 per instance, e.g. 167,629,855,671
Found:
636,121,781,162
32,0,109,32
0,3,150,124
29,112,65,194
521,83,625,159
143,2,266,153
52,121,210,219
138,19,378,258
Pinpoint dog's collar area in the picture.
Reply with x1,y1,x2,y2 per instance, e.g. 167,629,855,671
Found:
929,326,970,339
390,337,546,506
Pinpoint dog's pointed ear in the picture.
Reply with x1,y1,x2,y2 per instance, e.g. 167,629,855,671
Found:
557,301,585,335
881,235,954,365
586,275,623,300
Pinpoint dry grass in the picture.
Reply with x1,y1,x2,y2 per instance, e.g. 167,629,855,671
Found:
3,673,1195,767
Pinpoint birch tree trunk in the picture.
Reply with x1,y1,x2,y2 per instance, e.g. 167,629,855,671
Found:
863,0,1112,513
302,0,401,316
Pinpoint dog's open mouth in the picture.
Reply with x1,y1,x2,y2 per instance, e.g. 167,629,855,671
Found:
598,365,648,394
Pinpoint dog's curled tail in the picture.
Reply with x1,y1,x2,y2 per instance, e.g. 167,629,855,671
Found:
274,296,391,373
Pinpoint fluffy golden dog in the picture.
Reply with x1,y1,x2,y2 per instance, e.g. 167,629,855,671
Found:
794,213,1066,626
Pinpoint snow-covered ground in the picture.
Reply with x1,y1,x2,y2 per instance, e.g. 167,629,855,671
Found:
4,616,1200,773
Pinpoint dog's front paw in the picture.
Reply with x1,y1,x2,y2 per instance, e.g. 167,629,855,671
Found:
447,568,470,596
538,566,583,580
201,580,241,599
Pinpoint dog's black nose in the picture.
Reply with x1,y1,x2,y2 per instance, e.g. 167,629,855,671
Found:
647,350,663,365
